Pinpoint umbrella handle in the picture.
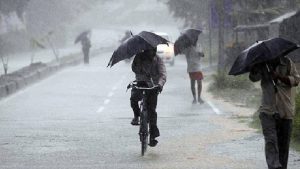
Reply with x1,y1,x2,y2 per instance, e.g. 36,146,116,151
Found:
266,64,278,93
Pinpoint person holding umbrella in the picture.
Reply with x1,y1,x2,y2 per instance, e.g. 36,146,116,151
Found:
108,31,168,147
229,38,300,169
130,47,166,147
75,30,91,64
175,29,204,104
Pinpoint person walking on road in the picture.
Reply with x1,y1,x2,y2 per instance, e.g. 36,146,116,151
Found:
130,47,167,147
182,43,204,104
249,56,300,169
81,36,91,64
175,29,204,104
75,30,92,64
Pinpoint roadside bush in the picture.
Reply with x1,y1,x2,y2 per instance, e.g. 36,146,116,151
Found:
209,71,254,90
293,91,300,142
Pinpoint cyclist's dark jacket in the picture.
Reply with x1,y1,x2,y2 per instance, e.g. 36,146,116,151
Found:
132,54,167,87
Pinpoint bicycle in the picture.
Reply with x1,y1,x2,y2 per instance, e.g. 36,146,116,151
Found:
127,81,159,156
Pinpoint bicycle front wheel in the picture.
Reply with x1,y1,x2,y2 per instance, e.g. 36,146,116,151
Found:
141,135,147,156
140,110,148,156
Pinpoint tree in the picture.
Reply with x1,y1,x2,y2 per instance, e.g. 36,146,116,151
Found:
0,54,8,75
164,0,299,70
0,38,9,75
216,0,225,70
164,0,228,70
0,0,30,20
25,0,97,38
165,0,298,29
231,0,289,25
29,38,45,64
164,0,209,28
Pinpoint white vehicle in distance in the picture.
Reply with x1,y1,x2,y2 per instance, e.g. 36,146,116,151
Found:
153,32,175,66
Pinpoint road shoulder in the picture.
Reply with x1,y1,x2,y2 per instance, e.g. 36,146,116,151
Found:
201,71,300,168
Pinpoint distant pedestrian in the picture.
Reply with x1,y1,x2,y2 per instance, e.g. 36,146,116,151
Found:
81,36,91,64
249,56,300,169
182,43,204,104
174,29,204,104
75,30,92,64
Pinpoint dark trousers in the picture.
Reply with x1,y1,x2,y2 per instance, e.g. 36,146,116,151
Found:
259,112,293,169
83,48,90,64
130,88,160,138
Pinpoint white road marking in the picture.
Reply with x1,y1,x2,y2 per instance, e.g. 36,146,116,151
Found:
121,75,126,80
104,99,110,105
97,74,128,113
107,92,114,97
97,106,104,113
207,101,222,115
112,86,118,91
112,74,127,91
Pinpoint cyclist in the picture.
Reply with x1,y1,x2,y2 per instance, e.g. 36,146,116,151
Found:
130,47,167,147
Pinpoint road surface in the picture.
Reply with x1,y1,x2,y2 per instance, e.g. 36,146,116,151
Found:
0,51,300,169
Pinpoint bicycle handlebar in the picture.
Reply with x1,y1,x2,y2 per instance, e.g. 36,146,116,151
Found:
126,81,159,91
132,85,159,90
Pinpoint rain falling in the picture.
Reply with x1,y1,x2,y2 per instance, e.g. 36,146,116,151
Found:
1,0,300,168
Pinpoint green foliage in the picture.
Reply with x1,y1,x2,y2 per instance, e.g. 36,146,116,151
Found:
0,0,29,17
164,0,299,28
293,90,300,141
209,71,253,90
231,0,288,22
208,71,258,107
25,0,99,37
164,0,209,27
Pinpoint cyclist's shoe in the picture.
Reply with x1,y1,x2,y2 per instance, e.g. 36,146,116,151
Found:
131,117,139,126
149,136,158,147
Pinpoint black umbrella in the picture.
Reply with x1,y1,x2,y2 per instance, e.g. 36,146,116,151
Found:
228,37,299,76
174,28,202,55
107,31,169,67
75,30,91,44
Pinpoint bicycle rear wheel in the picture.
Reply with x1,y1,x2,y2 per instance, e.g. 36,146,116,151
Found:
140,110,148,156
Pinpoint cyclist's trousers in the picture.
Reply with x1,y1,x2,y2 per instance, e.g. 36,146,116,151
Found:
130,89,160,138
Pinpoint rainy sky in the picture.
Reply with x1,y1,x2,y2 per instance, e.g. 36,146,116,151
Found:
0,0,181,55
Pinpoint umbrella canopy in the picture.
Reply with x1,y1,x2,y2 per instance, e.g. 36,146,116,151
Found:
75,30,91,44
107,31,168,67
174,28,202,55
228,37,299,76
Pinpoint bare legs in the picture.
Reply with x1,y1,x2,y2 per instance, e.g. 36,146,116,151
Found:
190,79,196,103
190,79,203,104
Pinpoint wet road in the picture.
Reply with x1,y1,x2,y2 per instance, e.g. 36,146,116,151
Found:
0,51,300,169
